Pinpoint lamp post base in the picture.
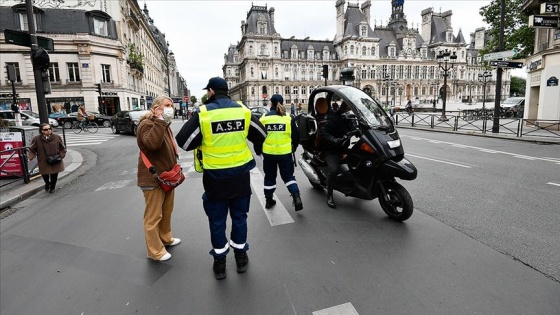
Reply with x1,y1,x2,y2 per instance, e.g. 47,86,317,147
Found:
438,115,449,122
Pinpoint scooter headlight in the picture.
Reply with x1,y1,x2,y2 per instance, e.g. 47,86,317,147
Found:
387,139,401,149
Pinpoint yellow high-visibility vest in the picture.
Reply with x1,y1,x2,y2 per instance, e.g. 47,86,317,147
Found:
260,114,291,155
199,105,252,170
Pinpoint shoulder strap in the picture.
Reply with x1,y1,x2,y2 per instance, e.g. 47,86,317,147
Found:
140,127,176,174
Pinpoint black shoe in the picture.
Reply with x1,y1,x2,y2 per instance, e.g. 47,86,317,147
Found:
292,193,303,211
44,183,50,192
213,258,227,280
49,187,55,193
234,252,248,273
327,194,336,208
265,197,276,209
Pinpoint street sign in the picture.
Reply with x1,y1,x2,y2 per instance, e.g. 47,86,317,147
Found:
541,3,559,14
3,29,54,51
183,95,189,102
262,93,268,99
528,15,559,28
483,49,518,61
489,60,524,68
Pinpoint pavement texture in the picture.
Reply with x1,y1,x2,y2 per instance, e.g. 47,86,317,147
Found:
1,111,558,212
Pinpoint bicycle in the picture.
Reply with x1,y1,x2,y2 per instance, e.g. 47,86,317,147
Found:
72,119,98,134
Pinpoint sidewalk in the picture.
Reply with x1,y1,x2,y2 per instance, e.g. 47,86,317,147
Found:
0,149,83,211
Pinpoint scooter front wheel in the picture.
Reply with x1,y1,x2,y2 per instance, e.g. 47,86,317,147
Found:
378,182,413,222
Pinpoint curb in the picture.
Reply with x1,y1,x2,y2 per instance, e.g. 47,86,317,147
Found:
0,150,83,210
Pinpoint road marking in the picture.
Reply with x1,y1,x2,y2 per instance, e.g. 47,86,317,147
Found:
403,135,560,165
95,180,133,191
547,182,560,187
250,168,294,226
313,302,359,315
407,153,472,168
61,133,119,147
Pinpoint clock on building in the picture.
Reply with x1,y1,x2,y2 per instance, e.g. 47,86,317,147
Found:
407,48,412,55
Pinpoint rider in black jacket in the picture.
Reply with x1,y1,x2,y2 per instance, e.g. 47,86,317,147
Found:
319,102,353,208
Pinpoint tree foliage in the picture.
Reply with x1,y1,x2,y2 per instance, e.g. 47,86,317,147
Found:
509,76,526,96
201,94,208,104
479,0,535,59
190,95,197,105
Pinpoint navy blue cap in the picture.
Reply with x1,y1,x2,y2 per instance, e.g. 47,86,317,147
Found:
270,94,283,104
203,77,228,91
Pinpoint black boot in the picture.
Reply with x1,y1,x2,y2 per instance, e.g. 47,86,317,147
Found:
44,183,50,192
292,193,303,211
234,252,249,273
213,258,227,280
265,197,276,209
327,194,336,208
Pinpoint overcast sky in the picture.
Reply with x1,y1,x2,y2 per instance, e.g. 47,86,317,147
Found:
144,0,494,99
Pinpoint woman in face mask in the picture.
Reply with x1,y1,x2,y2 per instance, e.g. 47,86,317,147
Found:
136,96,181,261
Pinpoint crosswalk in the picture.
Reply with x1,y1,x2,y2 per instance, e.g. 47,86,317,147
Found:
58,131,120,147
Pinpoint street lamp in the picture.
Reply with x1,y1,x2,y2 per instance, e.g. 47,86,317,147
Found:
165,41,172,97
382,75,391,107
436,49,457,121
478,71,492,113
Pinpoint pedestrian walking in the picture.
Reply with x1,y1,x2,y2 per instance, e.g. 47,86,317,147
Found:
137,95,181,262
260,94,303,211
27,123,66,193
175,76,266,280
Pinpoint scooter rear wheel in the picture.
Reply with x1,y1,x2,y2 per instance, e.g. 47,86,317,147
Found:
378,182,413,222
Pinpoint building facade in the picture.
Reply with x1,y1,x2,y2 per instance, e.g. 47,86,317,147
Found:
223,0,510,109
0,0,187,116
521,0,560,121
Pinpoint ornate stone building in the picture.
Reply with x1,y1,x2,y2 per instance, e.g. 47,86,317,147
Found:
224,0,511,108
0,0,187,115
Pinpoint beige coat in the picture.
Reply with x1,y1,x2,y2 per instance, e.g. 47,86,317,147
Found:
28,134,67,175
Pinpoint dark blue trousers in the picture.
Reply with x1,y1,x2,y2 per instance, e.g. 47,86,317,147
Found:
263,153,299,198
202,193,250,258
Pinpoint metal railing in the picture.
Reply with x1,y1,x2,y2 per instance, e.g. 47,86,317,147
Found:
394,111,560,140
0,146,30,187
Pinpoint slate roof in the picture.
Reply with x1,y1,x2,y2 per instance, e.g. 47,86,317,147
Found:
343,4,374,37
0,6,117,39
225,45,237,63
244,5,277,35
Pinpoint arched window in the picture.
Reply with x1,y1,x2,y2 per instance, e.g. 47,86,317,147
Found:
371,46,376,56
362,47,367,56
260,44,266,55
350,45,355,55
249,45,253,55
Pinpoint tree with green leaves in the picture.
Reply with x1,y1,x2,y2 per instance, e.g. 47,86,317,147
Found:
479,0,535,59
509,76,526,96
201,94,208,104
190,95,197,105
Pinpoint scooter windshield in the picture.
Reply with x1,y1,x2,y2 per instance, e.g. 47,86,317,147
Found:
338,87,393,128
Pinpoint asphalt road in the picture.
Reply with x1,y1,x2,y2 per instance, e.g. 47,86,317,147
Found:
1,123,559,315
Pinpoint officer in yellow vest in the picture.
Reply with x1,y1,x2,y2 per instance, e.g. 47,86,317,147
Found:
175,77,267,280
260,94,303,211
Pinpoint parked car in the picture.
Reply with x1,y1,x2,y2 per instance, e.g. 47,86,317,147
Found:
500,97,525,118
110,110,149,136
0,110,58,127
56,111,112,128
249,106,269,119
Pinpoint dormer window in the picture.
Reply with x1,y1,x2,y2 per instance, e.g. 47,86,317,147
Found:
322,47,330,61
257,18,268,35
12,5,43,32
307,45,314,60
86,10,113,38
361,26,367,36
291,45,298,59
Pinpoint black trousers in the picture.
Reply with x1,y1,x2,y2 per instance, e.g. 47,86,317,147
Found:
324,153,341,196
42,173,59,189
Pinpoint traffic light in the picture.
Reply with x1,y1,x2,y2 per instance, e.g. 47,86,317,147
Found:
262,86,267,94
95,83,102,95
322,65,329,79
31,48,50,71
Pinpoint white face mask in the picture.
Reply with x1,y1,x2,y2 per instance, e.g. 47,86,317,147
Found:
162,107,174,122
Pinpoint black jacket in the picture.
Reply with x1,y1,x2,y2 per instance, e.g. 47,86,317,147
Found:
319,110,352,154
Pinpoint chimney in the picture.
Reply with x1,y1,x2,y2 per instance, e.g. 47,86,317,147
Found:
269,7,275,25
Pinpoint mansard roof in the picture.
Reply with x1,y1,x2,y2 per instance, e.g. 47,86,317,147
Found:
343,3,374,37
370,28,397,57
455,29,466,44
225,45,237,63
0,6,117,39
244,5,277,35
280,39,335,52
